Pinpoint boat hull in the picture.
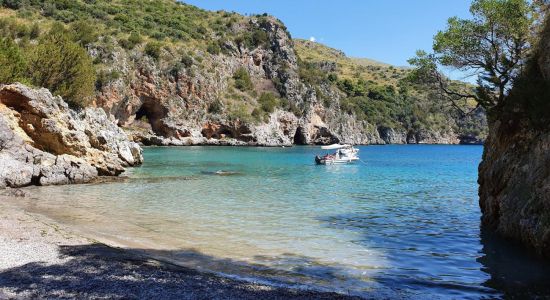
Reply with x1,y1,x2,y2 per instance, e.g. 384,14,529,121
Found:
315,156,359,165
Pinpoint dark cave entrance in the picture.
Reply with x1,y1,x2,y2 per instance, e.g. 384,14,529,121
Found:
293,127,307,145
133,97,168,137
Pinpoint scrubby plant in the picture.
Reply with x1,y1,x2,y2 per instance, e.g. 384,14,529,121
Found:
233,67,253,91
206,42,221,55
120,31,143,49
70,20,98,46
28,24,96,108
144,41,163,60
257,92,280,113
0,37,27,84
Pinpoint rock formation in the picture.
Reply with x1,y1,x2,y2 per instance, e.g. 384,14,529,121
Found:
478,15,550,257
0,84,142,188
92,17,473,147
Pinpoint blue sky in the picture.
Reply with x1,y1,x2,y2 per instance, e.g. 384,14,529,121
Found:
183,0,472,67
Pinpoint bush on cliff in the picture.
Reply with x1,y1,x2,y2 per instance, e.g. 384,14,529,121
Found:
28,24,96,108
0,37,27,84
233,67,253,91
258,92,280,113
144,41,163,60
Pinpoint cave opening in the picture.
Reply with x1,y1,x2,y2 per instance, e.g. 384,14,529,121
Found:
133,97,168,137
293,127,307,145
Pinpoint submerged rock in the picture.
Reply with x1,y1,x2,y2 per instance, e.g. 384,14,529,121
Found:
200,170,241,176
0,84,143,188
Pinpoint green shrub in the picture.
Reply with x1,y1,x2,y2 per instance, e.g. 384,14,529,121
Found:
208,100,223,114
70,20,98,46
121,31,143,49
0,37,27,84
1,0,24,9
181,54,193,67
29,23,40,39
233,67,253,91
227,102,253,122
206,42,221,55
144,41,162,60
251,29,268,47
28,25,96,108
258,92,279,113
95,69,121,89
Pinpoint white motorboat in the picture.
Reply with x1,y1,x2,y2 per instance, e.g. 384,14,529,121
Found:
315,144,360,165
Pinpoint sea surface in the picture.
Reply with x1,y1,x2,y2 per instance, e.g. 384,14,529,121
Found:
7,145,550,299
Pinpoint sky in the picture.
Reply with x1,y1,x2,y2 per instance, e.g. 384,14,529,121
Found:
183,0,473,67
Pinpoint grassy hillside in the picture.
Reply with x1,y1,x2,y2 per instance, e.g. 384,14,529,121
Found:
0,0,487,142
295,39,486,140
0,0,280,110
294,39,408,86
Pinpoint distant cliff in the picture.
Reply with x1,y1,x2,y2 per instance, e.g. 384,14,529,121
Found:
0,1,486,147
478,15,550,257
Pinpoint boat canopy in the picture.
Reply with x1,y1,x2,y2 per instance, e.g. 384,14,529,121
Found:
321,144,351,150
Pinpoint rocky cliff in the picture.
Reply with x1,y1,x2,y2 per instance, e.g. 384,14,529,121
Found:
0,84,142,188
478,15,550,257
90,15,483,146
0,1,486,147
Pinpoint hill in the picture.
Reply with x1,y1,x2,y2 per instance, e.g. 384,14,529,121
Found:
0,0,486,145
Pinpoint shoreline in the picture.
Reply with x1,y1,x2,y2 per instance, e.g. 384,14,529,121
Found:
0,195,359,299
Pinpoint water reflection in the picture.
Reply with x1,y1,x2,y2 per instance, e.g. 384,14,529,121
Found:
478,227,550,298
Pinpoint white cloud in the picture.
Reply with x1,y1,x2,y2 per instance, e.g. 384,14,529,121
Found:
309,36,316,42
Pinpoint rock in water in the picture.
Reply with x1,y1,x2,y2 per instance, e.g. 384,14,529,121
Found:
0,84,143,188
478,16,550,258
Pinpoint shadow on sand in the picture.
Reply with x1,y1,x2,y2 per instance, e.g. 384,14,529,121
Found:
0,243,363,300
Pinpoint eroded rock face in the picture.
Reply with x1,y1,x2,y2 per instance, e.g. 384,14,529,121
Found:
0,84,142,188
478,17,550,257
93,17,464,147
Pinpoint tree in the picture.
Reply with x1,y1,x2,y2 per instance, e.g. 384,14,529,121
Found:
0,37,27,84
28,24,96,107
408,0,538,112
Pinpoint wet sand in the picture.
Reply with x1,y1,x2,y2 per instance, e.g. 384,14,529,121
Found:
0,192,359,300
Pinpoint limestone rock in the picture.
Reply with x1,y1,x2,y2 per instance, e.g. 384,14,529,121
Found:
0,84,142,188
92,17,466,147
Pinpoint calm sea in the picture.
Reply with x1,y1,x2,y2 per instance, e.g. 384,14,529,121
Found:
8,145,550,299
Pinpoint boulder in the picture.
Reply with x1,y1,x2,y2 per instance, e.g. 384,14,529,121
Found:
0,84,142,188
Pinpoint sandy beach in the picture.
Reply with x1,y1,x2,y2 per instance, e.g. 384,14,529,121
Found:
0,190,358,300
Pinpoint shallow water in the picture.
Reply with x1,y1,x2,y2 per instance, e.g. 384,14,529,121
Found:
7,145,550,298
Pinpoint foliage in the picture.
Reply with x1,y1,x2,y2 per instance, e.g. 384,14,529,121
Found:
70,20,98,46
257,92,280,113
28,25,96,107
233,67,253,91
0,37,26,83
206,41,221,55
0,0,221,42
227,102,254,123
409,0,538,110
208,100,223,114
144,41,162,60
181,54,193,68
95,69,121,89
297,57,327,85
120,31,142,49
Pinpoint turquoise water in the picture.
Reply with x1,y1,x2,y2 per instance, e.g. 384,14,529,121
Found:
10,146,550,298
